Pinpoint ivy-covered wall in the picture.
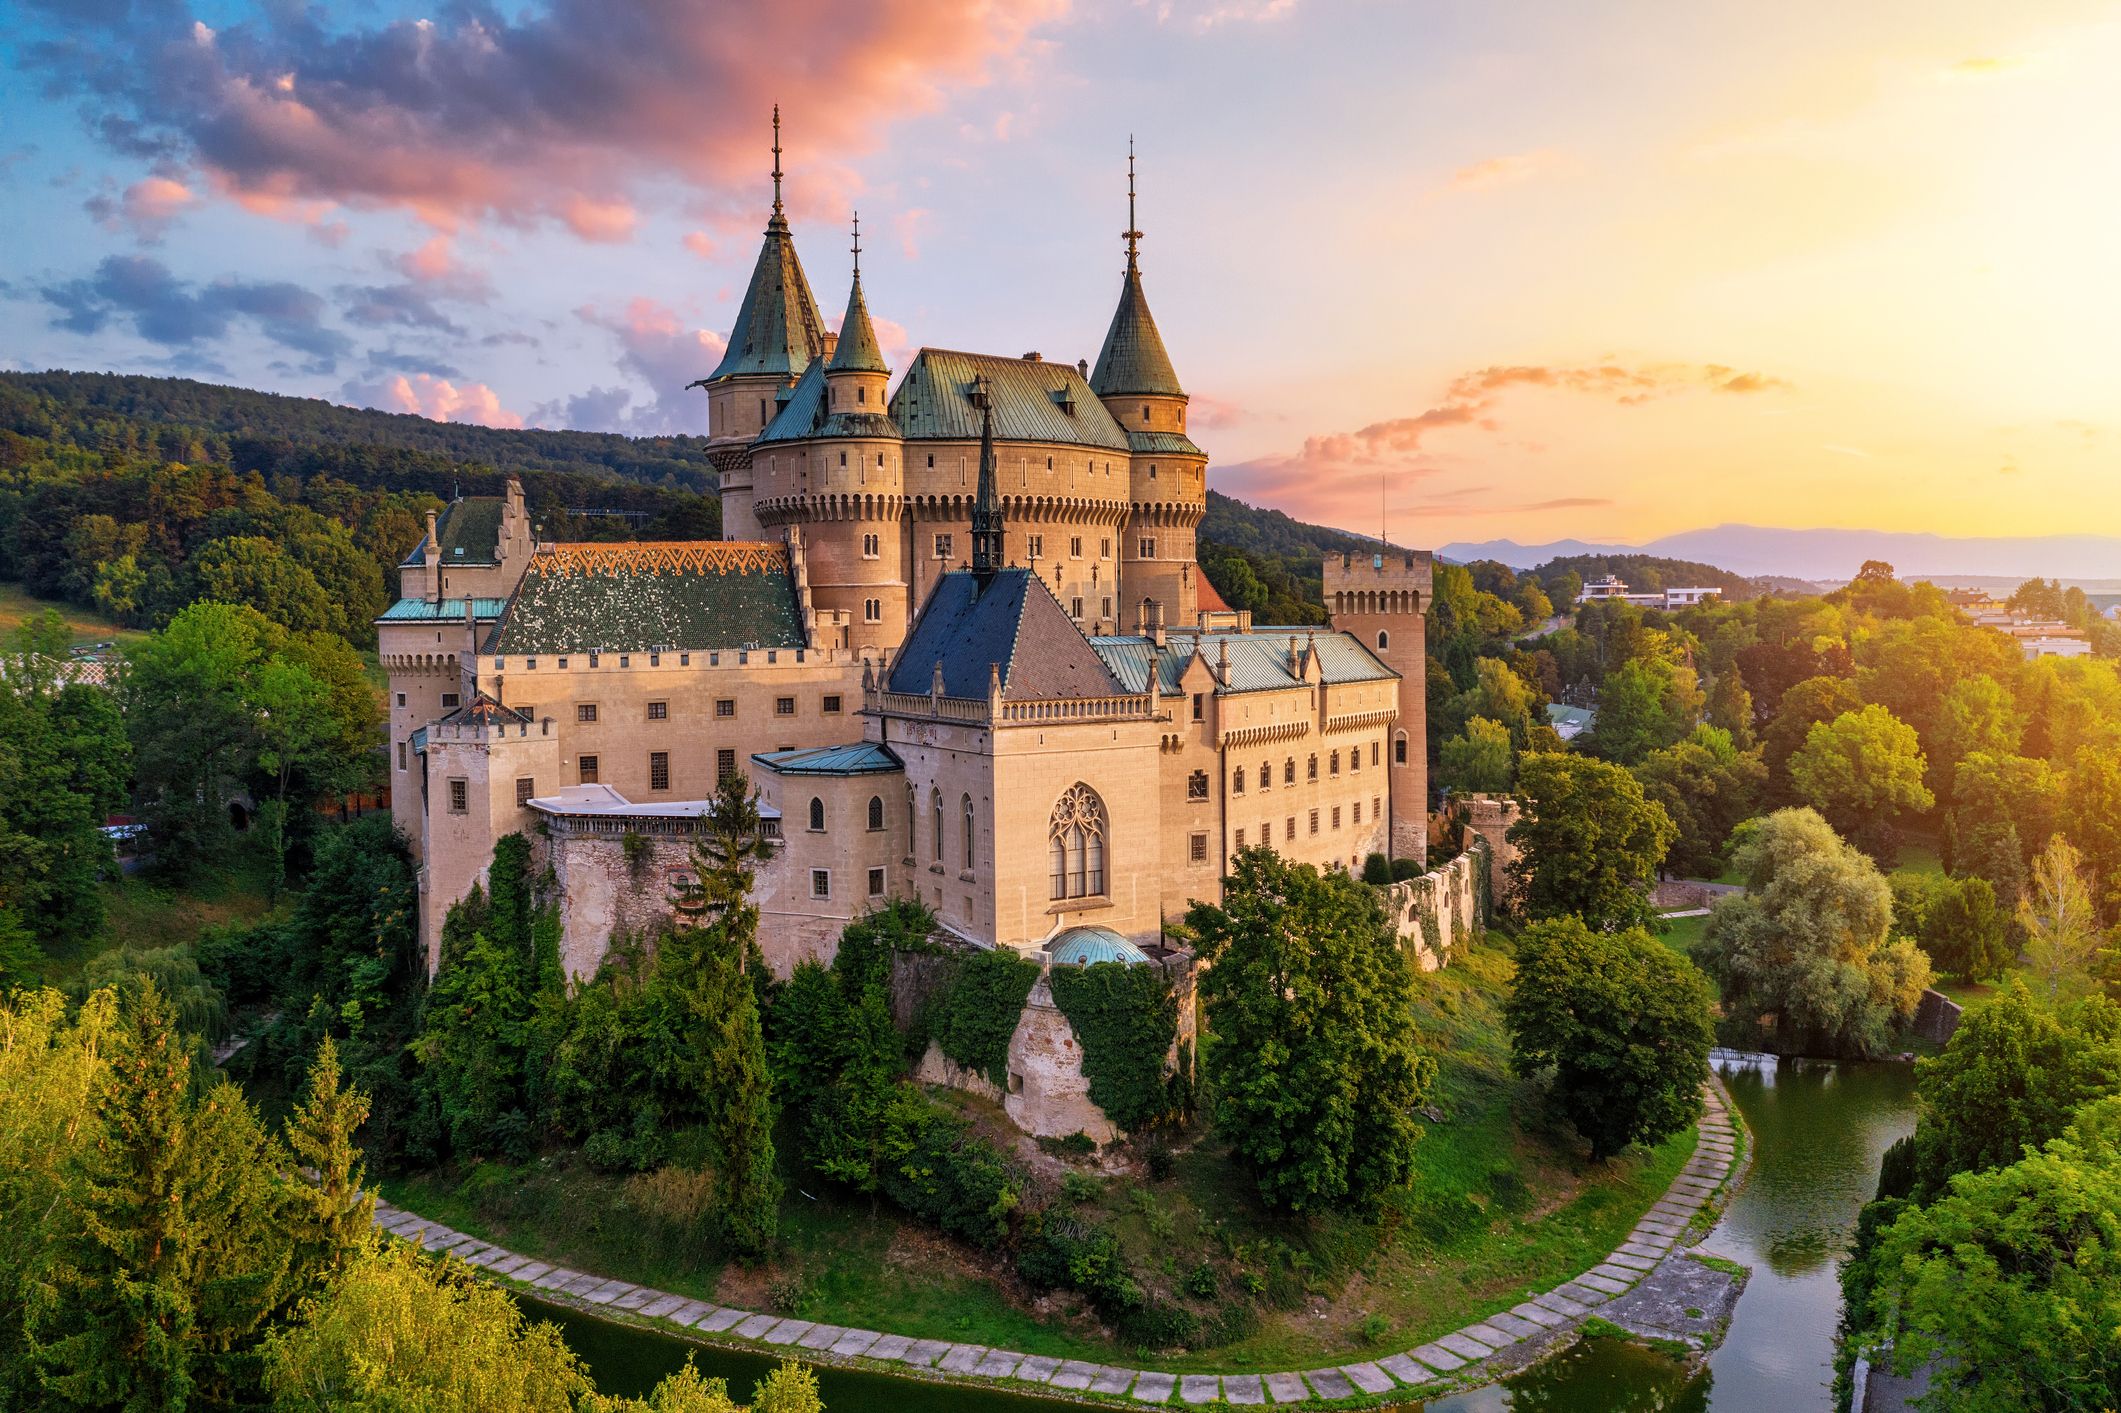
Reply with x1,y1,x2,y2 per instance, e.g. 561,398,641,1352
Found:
926,949,1043,1087
1381,836,1491,970
1049,962,1191,1133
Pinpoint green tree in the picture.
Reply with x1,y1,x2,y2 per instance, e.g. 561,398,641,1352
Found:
1437,715,1513,794
1583,656,1701,765
192,533,336,635
1694,808,1931,1057
1862,1107,2121,1411
2064,745,2121,924
1788,704,1933,858
1631,724,1766,879
1508,752,1675,930
1505,918,1714,1160
1910,981,2121,1196
1705,667,1755,750
1924,875,2012,983
1760,674,1862,801
284,1037,375,1279
1187,848,1435,1212
1947,752,2064,879
2019,836,2108,1002
1932,674,2024,796
26,982,306,1408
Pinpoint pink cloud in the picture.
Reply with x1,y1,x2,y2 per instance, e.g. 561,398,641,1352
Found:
894,207,933,259
1445,150,1560,193
353,373,523,428
539,297,730,433
86,175,197,242
38,0,1070,235
682,230,718,259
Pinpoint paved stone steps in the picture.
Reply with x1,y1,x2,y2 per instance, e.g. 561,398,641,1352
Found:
371,1083,1746,1406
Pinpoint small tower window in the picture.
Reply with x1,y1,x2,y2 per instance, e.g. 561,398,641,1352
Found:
1377,629,1390,651
868,795,885,831
809,797,826,832
839,451,847,466
1141,404,1150,422
858,386,867,404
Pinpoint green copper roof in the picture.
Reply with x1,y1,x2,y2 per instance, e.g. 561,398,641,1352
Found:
377,597,510,623
755,364,903,445
1125,429,1205,457
484,542,805,655
1090,268,1184,398
827,273,889,374
1089,628,1398,696
891,350,1130,451
708,215,828,382
1050,926,1149,967
752,742,904,776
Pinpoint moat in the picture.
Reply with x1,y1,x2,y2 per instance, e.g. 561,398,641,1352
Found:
520,1052,1916,1409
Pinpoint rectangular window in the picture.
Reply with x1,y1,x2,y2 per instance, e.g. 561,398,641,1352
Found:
577,703,597,723
1100,537,1112,559
1373,795,1382,821
1027,534,1044,559
396,692,407,707
516,777,535,807
647,700,668,720
526,657,538,670
441,692,460,710
1353,800,1362,824
934,533,954,560
680,652,691,667
1189,832,1208,863
1070,536,1083,558
1309,808,1320,836
811,869,831,900
1351,749,1360,773
649,652,660,667
823,695,843,714
396,741,407,772
1332,806,1342,830
578,755,599,784
867,867,886,898
649,752,669,791
761,817,782,840
715,698,735,718
775,696,795,716
618,655,629,668
1234,828,1245,850
1191,693,1204,722
1102,597,1113,619
1287,815,1297,841
448,778,468,813
862,533,880,559
865,598,882,622
1262,820,1273,845
557,657,569,670
716,748,737,780
1371,742,1380,766
1071,597,1084,619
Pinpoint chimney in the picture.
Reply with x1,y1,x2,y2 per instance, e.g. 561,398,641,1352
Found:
1217,638,1230,685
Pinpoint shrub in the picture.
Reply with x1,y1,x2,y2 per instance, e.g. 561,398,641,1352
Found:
876,1096,1022,1248
930,949,1041,1086
1362,853,1392,886
1390,858,1423,882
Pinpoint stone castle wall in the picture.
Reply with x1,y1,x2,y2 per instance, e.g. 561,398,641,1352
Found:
1382,839,1490,971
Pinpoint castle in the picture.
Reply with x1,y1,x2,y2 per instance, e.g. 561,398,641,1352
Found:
380,120,1434,1021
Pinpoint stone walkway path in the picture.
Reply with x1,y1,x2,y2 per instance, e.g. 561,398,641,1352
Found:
372,1087,1744,1406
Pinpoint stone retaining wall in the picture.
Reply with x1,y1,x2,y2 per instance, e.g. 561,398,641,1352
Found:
371,1081,1750,1407
1381,838,1490,971
1911,988,1962,1046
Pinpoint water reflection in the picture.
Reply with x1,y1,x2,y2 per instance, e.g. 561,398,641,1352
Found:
1428,1337,1708,1412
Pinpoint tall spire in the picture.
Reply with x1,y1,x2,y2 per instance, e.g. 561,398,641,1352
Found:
1123,135,1141,275
770,104,785,223
1090,138,1183,398
702,106,827,383
827,208,889,374
971,375,1003,577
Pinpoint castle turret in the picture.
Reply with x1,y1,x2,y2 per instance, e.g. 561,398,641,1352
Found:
1094,142,1207,628
824,211,891,412
696,106,829,538
1325,548,1434,859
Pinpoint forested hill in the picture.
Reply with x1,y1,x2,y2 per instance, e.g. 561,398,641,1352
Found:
0,371,715,489
1531,552,1758,600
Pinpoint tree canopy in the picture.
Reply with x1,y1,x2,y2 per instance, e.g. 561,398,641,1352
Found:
1508,752,1675,930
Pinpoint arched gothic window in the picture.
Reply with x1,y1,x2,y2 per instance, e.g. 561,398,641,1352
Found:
1377,629,1390,651
1259,758,1271,790
931,789,945,862
1049,783,1107,900
1394,732,1409,765
1284,757,1296,785
962,795,976,869
808,797,825,832
867,795,884,832
906,785,918,849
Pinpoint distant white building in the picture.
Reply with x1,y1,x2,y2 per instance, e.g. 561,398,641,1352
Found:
1576,575,1721,611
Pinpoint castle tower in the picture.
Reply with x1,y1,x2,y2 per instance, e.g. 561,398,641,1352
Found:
1325,548,1434,859
697,106,829,539
795,213,909,658
1093,141,1206,627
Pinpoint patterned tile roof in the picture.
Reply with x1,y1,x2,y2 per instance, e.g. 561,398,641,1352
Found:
707,216,828,381
891,351,1131,451
752,742,904,776
376,597,511,623
1090,268,1184,398
483,542,805,655
887,568,1129,701
1089,628,1397,696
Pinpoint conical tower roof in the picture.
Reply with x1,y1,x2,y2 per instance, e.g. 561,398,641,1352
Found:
708,107,828,382
1089,142,1184,399
827,212,889,374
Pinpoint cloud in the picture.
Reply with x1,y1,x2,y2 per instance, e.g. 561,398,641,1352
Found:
1149,0,1301,33
1946,56,2022,78
682,231,718,259
24,0,1068,235
362,345,461,379
893,207,933,259
338,283,463,334
534,298,728,433
344,372,522,428
39,254,351,370
85,175,196,241
1216,358,1790,523
1444,150,1559,193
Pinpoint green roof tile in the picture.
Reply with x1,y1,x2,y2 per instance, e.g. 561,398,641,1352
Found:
436,497,504,565
826,273,889,374
708,215,828,382
1090,268,1184,398
890,350,1130,450
484,542,805,655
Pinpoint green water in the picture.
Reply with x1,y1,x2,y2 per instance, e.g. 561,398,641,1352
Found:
524,1052,1914,1411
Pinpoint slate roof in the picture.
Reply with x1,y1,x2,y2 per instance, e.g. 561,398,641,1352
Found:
1090,268,1184,398
752,742,904,776
401,496,506,567
376,597,511,623
826,272,889,373
1089,628,1398,697
707,215,828,381
483,542,805,655
755,363,904,445
435,691,531,728
886,567,1130,702
892,351,1130,450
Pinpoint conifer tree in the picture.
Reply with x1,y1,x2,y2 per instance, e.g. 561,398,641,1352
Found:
284,1036,375,1282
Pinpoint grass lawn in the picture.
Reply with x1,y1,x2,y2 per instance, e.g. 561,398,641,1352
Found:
388,934,1698,1373
0,580,144,649
1655,912,1710,958
37,848,286,985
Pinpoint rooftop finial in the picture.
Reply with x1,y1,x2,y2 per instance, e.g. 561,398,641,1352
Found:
771,105,785,219
850,209,861,279
1123,136,1142,275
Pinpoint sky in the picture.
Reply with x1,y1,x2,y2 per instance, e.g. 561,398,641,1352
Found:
3,0,2117,548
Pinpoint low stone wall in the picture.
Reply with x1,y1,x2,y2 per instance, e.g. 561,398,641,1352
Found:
1911,988,1962,1046
1382,839,1490,971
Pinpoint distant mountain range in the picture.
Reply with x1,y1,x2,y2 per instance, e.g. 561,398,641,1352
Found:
1440,525,2121,583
